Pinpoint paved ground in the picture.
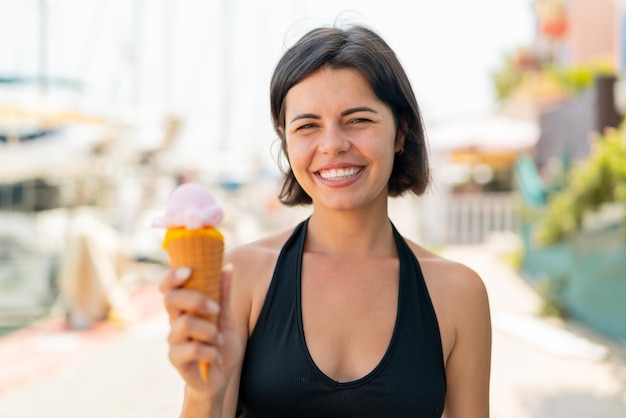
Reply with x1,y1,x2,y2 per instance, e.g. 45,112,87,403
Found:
0,244,624,417
444,245,626,418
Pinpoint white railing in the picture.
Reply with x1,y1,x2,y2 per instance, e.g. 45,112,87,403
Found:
445,192,520,244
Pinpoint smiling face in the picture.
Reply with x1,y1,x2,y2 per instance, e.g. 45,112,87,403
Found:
283,66,404,213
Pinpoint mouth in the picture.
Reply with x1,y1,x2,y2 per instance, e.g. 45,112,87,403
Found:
316,166,363,181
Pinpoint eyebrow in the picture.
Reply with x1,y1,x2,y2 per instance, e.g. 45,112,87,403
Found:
289,113,320,124
289,106,378,124
341,106,378,117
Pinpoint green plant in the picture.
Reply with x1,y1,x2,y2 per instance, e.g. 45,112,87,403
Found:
544,64,614,95
502,246,523,271
491,49,614,102
492,57,524,102
534,274,568,318
536,127,626,245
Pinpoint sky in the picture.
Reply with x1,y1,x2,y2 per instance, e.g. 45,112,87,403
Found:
0,0,535,168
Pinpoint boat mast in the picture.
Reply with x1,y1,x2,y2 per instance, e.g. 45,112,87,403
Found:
38,0,48,96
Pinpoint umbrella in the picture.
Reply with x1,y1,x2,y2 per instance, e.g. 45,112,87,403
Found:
427,114,540,153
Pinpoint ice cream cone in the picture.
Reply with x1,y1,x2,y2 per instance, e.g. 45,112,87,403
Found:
152,182,225,383
164,227,224,381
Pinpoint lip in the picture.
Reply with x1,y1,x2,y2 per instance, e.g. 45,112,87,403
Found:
315,161,363,171
314,162,365,187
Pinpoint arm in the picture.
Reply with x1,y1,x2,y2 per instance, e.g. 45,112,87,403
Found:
442,266,492,418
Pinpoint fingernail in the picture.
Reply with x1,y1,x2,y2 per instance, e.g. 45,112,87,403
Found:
216,333,225,346
174,267,191,282
223,263,234,273
206,300,221,315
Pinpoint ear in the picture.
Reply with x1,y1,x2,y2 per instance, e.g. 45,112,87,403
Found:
394,119,408,154
277,126,290,161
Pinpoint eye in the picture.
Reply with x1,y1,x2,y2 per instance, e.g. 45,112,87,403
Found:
295,123,317,131
348,118,371,125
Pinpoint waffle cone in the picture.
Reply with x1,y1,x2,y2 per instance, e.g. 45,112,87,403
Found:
165,230,224,382
165,232,224,322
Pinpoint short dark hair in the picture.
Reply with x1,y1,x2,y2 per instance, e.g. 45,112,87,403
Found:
270,24,430,206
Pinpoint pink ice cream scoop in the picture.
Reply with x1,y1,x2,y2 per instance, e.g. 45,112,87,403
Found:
152,182,224,230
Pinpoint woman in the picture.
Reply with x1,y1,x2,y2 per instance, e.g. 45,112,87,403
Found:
161,24,491,418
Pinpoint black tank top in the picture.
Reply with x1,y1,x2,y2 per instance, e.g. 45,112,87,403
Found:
237,219,446,417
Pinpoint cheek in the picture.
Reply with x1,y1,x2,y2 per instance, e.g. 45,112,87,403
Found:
284,140,304,174
284,138,294,160
285,137,310,163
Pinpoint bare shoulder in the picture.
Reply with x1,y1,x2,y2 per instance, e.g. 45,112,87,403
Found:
406,241,487,300
224,226,296,287
226,227,288,265
404,239,491,346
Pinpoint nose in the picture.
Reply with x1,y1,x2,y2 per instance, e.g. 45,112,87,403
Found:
318,124,350,155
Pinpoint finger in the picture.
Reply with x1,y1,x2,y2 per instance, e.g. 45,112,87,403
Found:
159,267,192,293
169,341,223,369
168,314,220,345
163,287,220,318
164,306,183,324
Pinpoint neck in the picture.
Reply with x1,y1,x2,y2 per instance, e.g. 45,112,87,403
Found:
305,202,396,259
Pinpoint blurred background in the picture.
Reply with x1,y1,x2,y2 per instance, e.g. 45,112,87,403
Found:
0,0,625,417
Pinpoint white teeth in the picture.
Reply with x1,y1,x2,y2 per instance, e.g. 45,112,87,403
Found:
318,167,362,180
